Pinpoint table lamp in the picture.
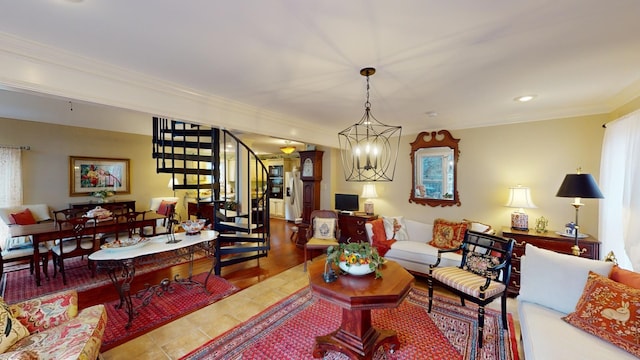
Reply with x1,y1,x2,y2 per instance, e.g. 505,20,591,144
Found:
556,169,603,256
505,185,536,231
361,183,378,215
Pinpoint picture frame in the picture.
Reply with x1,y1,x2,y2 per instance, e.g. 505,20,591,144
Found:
69,156,130,196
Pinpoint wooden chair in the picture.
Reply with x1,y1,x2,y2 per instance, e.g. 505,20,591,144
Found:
427,230,514,348
143,198,177,236
103,211,148,244
53,208,86,222
304,210,340,272
52,216,99,285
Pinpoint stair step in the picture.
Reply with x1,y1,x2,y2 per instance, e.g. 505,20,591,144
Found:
218,233,267,242
153,139,215,149
160,128,215,137
219,244,270,255
218,221,261,231
153,152,215,163
219,252,267,267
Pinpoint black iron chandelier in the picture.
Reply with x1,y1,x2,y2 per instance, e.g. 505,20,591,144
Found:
338,67,402,182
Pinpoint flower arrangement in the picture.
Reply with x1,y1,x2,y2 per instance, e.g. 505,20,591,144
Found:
326,241,385,279
90,190,115,201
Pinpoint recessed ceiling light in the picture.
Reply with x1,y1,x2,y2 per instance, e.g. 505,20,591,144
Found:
425,111,439,118
514,95,536,102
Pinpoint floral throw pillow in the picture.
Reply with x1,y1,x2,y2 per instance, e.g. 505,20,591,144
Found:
563,271,640,358
382,216,409,241
463,252,500,278
0,298,30,353
313,218,336,239
429,218,468,250
9,290,78,334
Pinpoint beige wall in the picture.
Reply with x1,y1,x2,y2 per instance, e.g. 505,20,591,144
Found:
0,117,177,216
332,114,607,236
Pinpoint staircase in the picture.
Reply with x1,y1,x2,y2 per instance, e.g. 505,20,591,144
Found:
152,117,270,275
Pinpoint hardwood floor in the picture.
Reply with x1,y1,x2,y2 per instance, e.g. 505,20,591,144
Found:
80,217,304,309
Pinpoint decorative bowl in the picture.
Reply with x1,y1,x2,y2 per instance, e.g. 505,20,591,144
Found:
338,261,375,276
181,219,206,234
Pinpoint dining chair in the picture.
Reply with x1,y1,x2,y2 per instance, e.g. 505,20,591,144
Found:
103,211,148,244
52,216,99,285
304,210,340,272
427,230,514,348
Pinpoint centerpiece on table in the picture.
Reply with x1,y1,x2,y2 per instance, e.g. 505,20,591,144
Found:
90,190,115,203
326,241,385,279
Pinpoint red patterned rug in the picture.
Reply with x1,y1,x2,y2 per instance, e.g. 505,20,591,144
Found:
0,251,210,303
181,287,519,360
101,272,238,352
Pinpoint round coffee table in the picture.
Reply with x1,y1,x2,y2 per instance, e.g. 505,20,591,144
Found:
307,259,414,359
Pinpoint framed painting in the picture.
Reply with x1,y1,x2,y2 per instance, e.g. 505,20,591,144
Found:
69,156,131,196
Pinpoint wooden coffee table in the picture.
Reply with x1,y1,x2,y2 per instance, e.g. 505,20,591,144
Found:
308,259,414,359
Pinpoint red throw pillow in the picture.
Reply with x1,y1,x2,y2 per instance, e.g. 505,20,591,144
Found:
563,271,640,357
609,265,640,289
9,208,37,225
369,218,395,256
157,200,176,216
429,218,468,250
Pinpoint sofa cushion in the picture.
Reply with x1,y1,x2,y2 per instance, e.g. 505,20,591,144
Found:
518,243,614,314
313,217,336,239
382,216,409,241
9,210,36,226
429,218,468,250
0,299,30,353
9,291,78,334
563,271,640,358
368,218,395,256
609,265,640,289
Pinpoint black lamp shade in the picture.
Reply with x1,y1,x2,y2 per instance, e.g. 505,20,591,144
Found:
556,174,604,199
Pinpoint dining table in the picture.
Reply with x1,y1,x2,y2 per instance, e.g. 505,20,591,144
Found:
8,211,166,286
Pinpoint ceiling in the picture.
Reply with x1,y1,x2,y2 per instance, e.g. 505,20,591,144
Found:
1,1,640,153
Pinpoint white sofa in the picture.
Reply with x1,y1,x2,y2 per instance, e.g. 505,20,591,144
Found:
364,217,493,276
518,243,636,360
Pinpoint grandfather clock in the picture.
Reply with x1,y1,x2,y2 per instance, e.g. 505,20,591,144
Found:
296,150,323,247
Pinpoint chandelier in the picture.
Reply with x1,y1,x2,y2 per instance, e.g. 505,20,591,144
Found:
338,67,402,182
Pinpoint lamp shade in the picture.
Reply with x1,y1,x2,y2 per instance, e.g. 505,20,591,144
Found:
505,186,536,209
280,146,296,154
361,183,379,199
556,174,604,199
168,178,180,189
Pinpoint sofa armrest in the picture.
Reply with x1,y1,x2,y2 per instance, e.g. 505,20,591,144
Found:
10,290,78,334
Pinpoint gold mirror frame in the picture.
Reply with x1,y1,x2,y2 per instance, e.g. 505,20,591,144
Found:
409,130,461,207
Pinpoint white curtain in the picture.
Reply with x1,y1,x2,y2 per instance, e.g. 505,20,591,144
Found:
599,110,640,270
0,147,23,248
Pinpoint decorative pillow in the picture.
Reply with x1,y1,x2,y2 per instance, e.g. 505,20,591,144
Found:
368,218,395,256
563,271,640,357
609,265,640,289
428,218,468,250
0,298,30,353
382,216,409,241
313,218,336,239
9,290,78,334
156,200,176,216
518,243,614,314
9,209,37,225
463,252,500,278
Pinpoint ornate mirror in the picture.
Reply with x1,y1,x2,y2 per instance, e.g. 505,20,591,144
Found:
409,130,461,207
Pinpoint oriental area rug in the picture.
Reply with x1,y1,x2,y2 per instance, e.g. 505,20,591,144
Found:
181,287,519,360
0,251,210,303
101,272,238,351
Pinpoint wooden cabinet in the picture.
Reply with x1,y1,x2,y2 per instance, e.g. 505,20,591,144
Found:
70,199,136,212
501,227,600,296
338,213,377,243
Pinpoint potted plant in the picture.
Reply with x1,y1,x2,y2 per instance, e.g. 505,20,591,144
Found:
326,241,385,279
90,190,115,203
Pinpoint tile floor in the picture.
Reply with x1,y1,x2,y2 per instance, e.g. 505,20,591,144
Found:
101,263,523,360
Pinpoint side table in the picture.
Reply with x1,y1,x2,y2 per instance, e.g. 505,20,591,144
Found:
308,259,414,359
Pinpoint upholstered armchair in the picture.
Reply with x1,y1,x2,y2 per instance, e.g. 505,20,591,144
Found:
427,230,514,348
304,210,340,271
